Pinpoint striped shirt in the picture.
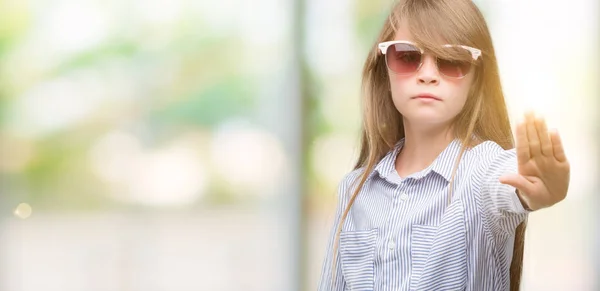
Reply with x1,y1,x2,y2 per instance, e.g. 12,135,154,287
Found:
317,138,530,291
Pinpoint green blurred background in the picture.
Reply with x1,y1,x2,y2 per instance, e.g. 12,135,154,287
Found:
0,0,598,290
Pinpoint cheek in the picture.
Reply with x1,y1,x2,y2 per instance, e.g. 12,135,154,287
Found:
447,77,474,108
388,76,410,110
388,74,410,96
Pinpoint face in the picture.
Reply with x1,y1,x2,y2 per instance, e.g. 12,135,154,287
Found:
386,27,475,130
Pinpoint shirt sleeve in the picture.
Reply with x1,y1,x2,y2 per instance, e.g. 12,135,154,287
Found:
473,143,531,234
317,170,361,291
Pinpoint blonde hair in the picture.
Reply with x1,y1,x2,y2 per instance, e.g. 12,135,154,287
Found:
332,0,526,290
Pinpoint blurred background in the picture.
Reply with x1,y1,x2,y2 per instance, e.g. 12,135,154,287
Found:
0,0,597,290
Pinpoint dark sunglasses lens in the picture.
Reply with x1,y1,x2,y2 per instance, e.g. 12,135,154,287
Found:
437,47,474,78
437,58,472,78
385,43,422,75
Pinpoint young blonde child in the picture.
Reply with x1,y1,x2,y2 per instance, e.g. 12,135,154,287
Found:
317,0,570,290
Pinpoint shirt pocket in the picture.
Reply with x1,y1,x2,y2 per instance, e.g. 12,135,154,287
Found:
410,224,437,289
339,228,378,291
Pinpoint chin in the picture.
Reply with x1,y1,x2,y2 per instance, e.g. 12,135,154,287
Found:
402,113,452,127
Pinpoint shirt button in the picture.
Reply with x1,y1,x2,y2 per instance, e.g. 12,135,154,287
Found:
388,239,396,250
400,193,409,200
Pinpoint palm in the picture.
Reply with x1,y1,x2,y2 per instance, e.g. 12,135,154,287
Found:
499,112,570,210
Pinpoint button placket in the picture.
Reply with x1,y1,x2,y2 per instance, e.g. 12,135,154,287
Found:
400,192,408,201
394,182,410,206
387,238,396,250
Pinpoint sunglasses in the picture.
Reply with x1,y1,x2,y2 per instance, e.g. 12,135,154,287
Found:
378,41,481,79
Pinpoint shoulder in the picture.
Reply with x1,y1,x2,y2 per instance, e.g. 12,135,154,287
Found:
468,140,515,164
466,140,516,181
338,167,367,191
469,140,508,156
337,167,369,202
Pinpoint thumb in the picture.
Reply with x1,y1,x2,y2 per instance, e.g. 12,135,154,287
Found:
499,173,533,195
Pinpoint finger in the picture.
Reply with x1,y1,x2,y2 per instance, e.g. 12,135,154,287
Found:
526,112,541,157
550,129,567,162
535,117,553,156
499,173,536,196
515,121,530,163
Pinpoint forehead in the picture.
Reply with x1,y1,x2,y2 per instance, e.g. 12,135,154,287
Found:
392,20,414,41
391,19,449,47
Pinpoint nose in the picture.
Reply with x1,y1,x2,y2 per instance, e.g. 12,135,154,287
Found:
417,55,440,85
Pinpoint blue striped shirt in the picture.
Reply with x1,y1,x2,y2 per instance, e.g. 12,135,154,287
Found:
317,138,530,291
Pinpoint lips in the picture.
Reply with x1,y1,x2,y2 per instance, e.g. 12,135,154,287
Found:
412,94,442,101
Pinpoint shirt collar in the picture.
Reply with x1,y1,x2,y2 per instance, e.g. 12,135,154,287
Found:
368,138,463,182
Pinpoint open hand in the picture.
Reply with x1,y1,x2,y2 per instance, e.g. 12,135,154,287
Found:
499,112,570,211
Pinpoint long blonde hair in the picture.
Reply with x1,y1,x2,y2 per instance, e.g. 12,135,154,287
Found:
332,0,526,290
